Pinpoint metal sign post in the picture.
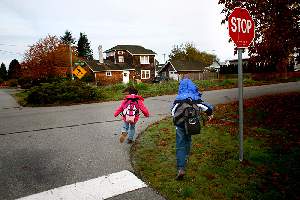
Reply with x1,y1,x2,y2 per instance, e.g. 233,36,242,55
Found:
228,7,255,162
238,48,244,161
69,44,74,80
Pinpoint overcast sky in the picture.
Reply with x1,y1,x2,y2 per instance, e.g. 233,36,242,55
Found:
0,0,237,68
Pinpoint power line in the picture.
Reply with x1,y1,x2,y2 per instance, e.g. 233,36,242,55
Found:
0,49,24,55
0,43,17,47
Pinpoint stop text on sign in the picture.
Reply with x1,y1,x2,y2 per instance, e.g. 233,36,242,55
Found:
230,17,252,34
228,7,255,48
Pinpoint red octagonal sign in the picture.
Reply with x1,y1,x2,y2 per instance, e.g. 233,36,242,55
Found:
228,7,255,48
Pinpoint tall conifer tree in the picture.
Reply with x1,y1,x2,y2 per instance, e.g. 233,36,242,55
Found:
60,30,76,45
0,63,8,81
77,32,93,60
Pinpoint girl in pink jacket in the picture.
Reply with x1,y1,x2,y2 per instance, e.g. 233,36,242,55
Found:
114,87,149,144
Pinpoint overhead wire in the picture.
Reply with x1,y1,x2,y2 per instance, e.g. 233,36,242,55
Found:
0,44,18,46
0,43,27,55
0,49,24,55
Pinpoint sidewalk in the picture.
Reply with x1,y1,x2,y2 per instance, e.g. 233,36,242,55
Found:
0,89,21,110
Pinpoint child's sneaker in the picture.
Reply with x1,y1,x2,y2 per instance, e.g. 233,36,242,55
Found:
175,169,185,180
119,132,128,143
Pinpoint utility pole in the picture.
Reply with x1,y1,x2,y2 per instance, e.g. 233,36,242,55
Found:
69,43,74,80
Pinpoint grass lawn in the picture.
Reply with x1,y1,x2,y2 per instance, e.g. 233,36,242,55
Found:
131,92,300,200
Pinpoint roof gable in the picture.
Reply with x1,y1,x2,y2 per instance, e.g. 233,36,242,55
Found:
171,60,208,71
85,59,132,72
104,45,156,55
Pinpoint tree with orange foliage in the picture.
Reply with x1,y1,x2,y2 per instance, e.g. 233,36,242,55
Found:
21,35,77,79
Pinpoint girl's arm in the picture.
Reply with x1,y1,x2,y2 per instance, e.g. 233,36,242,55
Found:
138,100,149,117
114,100,125,117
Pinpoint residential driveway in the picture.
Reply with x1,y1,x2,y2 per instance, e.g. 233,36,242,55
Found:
0,82,299,200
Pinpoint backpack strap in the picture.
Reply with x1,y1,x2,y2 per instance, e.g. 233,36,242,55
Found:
124,97,139,115
173,102,184,123
174,98,203,105
124,97,139,105
125,97,139,103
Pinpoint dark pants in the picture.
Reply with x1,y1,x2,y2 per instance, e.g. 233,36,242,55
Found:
176,126,191,170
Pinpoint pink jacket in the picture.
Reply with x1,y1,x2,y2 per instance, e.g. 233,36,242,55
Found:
114,94,150,123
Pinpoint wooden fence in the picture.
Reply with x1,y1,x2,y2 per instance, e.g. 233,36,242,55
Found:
251,71,300,80
219,72,300,80
179,72,219,81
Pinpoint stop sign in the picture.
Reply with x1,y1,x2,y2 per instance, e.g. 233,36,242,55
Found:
228,7,255,48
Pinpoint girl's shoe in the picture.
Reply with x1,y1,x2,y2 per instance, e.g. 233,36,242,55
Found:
119,132,128,143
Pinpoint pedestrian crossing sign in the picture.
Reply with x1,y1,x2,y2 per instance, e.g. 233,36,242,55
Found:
73,66,87,79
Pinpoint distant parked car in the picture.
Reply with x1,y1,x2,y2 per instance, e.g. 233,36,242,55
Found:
152,76,169,83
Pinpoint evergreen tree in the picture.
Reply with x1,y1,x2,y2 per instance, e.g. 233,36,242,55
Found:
0,63,8,81
8,59,21,79
77,32,93,60
60,30,76,45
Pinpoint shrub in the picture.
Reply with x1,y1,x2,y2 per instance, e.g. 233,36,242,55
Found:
18,76,70,89
7,79,18,87
243,78,259,86
81,73,94,83
135,82,150,91
110,83,127,91
218,79,236,87
26,80,103,105
18,77,33,89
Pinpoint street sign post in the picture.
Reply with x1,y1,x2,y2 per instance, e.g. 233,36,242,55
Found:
69,44,74,80
228,7,255,162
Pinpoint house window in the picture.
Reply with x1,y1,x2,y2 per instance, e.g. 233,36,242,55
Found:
106,71,112,76
117,51,124,55
118,56,124,63
141,70,150,79
140,56,150,64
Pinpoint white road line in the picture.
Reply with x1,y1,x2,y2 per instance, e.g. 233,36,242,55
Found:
17,170,147,200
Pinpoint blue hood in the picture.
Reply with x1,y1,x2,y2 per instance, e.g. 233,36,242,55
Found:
175,78,202,101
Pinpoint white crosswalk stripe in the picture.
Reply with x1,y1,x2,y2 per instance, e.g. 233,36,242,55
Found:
17,170,147,200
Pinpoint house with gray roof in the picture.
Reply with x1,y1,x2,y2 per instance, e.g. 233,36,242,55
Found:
83,45,156,85
157,60,218,81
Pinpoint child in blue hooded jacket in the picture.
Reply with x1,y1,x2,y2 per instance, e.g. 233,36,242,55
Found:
171,76,213,180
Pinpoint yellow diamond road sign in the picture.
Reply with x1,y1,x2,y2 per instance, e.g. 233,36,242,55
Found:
73,66,87,79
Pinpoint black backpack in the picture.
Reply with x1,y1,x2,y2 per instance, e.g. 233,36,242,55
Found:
173,99,202,135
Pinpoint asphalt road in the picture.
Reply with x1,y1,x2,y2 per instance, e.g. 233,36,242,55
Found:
0,82,299,200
